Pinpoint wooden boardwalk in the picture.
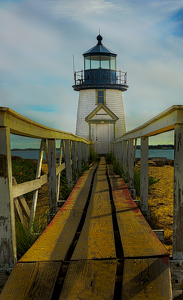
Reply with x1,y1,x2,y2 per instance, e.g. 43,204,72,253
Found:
0,157,172,299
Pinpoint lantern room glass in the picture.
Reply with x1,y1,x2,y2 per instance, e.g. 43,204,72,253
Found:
91,56,100,69
84,57,90,70
110,57,116,70
84,55,116,70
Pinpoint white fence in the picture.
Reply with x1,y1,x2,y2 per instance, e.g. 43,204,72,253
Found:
0,107,90,269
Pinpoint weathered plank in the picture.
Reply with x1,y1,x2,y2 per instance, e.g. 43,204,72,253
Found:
59,260,117,300
0,261,61,300
30,139,44,227
0,107,90,143
108,166,168,258
72,157,116,260
140,136,149,212
121,258,172,299
0,127,16,268
19,165,97,262
13,177,30,218
13,174,48,198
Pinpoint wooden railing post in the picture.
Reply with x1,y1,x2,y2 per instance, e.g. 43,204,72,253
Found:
140,136,149,215
0,127,17,268
123,140,128,181
56,140,63,202
72,141,78,184
48,139,57,223
173,124,183,260
128,139,134,189
65,139,72,188
29,139,44,228
87,144,90,164
118,141,123,165
77,141,82,172
81,142,85,165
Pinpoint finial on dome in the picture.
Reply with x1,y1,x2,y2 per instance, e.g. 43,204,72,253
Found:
97,34,103,45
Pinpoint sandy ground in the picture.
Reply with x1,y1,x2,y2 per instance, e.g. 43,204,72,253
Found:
148,165,174,255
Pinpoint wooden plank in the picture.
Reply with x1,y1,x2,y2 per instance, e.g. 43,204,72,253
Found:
30,139,44,227
14,198,25,225
19,165,97,262
48,139,57,222
57,140,63,201
13,174,48,198
108,166,168,258
65,140,72,188
72,141,78,184
0,107,90,143
59,260,117,300
140,136,149,212
123,140,127,181
0,127,16,268
0,261,61,300
77,141,82,172
128,138,134,189
173,124,183,259
121,258,172,299
13,178,30,218
72,157,116,260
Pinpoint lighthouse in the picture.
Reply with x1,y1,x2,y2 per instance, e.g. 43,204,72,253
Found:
73,34,128,154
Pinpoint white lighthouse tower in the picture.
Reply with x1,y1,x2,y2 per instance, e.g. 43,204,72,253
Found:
73,34,128,154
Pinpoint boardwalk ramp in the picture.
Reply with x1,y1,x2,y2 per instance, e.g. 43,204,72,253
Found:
0,158,172,299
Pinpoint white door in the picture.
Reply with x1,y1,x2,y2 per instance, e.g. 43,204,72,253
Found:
96,124,109,154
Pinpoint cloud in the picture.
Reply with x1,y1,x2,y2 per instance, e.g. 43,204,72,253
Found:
0,0,183,148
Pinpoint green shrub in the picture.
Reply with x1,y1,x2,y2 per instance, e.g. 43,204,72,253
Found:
89,146,100,163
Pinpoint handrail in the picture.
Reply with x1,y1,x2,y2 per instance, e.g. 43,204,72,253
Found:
114,105,183,141
111,104,183,290
0,107,90,143
0,107,90,270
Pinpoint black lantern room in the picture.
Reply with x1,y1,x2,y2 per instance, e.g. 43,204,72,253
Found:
73,35,128,92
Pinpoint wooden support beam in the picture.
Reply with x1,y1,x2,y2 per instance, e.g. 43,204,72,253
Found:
56,140,63,202
72,140,78,184
77,141,82,172
128,139,134,189
81,142,85,165
29,139,44,228
140,136,149,213
0,127,17,268
65,139,72,188
173,124,183,260
13,178,30,219
123,140,128,181
118,141,123,165
48,139,57,223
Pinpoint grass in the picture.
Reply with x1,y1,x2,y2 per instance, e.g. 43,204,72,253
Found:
16,212,48,260
106,152,160,196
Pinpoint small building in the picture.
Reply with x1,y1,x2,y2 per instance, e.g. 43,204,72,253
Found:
73,34,128,154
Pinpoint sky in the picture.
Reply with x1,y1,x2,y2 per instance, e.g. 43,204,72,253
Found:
0,0,183,148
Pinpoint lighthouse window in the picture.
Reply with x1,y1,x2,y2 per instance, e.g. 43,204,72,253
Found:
84,57,90,70
91,56,100,69
110,57,116,70
101,56,110,69
96,90,105,104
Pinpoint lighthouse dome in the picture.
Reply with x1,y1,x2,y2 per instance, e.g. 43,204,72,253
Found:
83,35,117,57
